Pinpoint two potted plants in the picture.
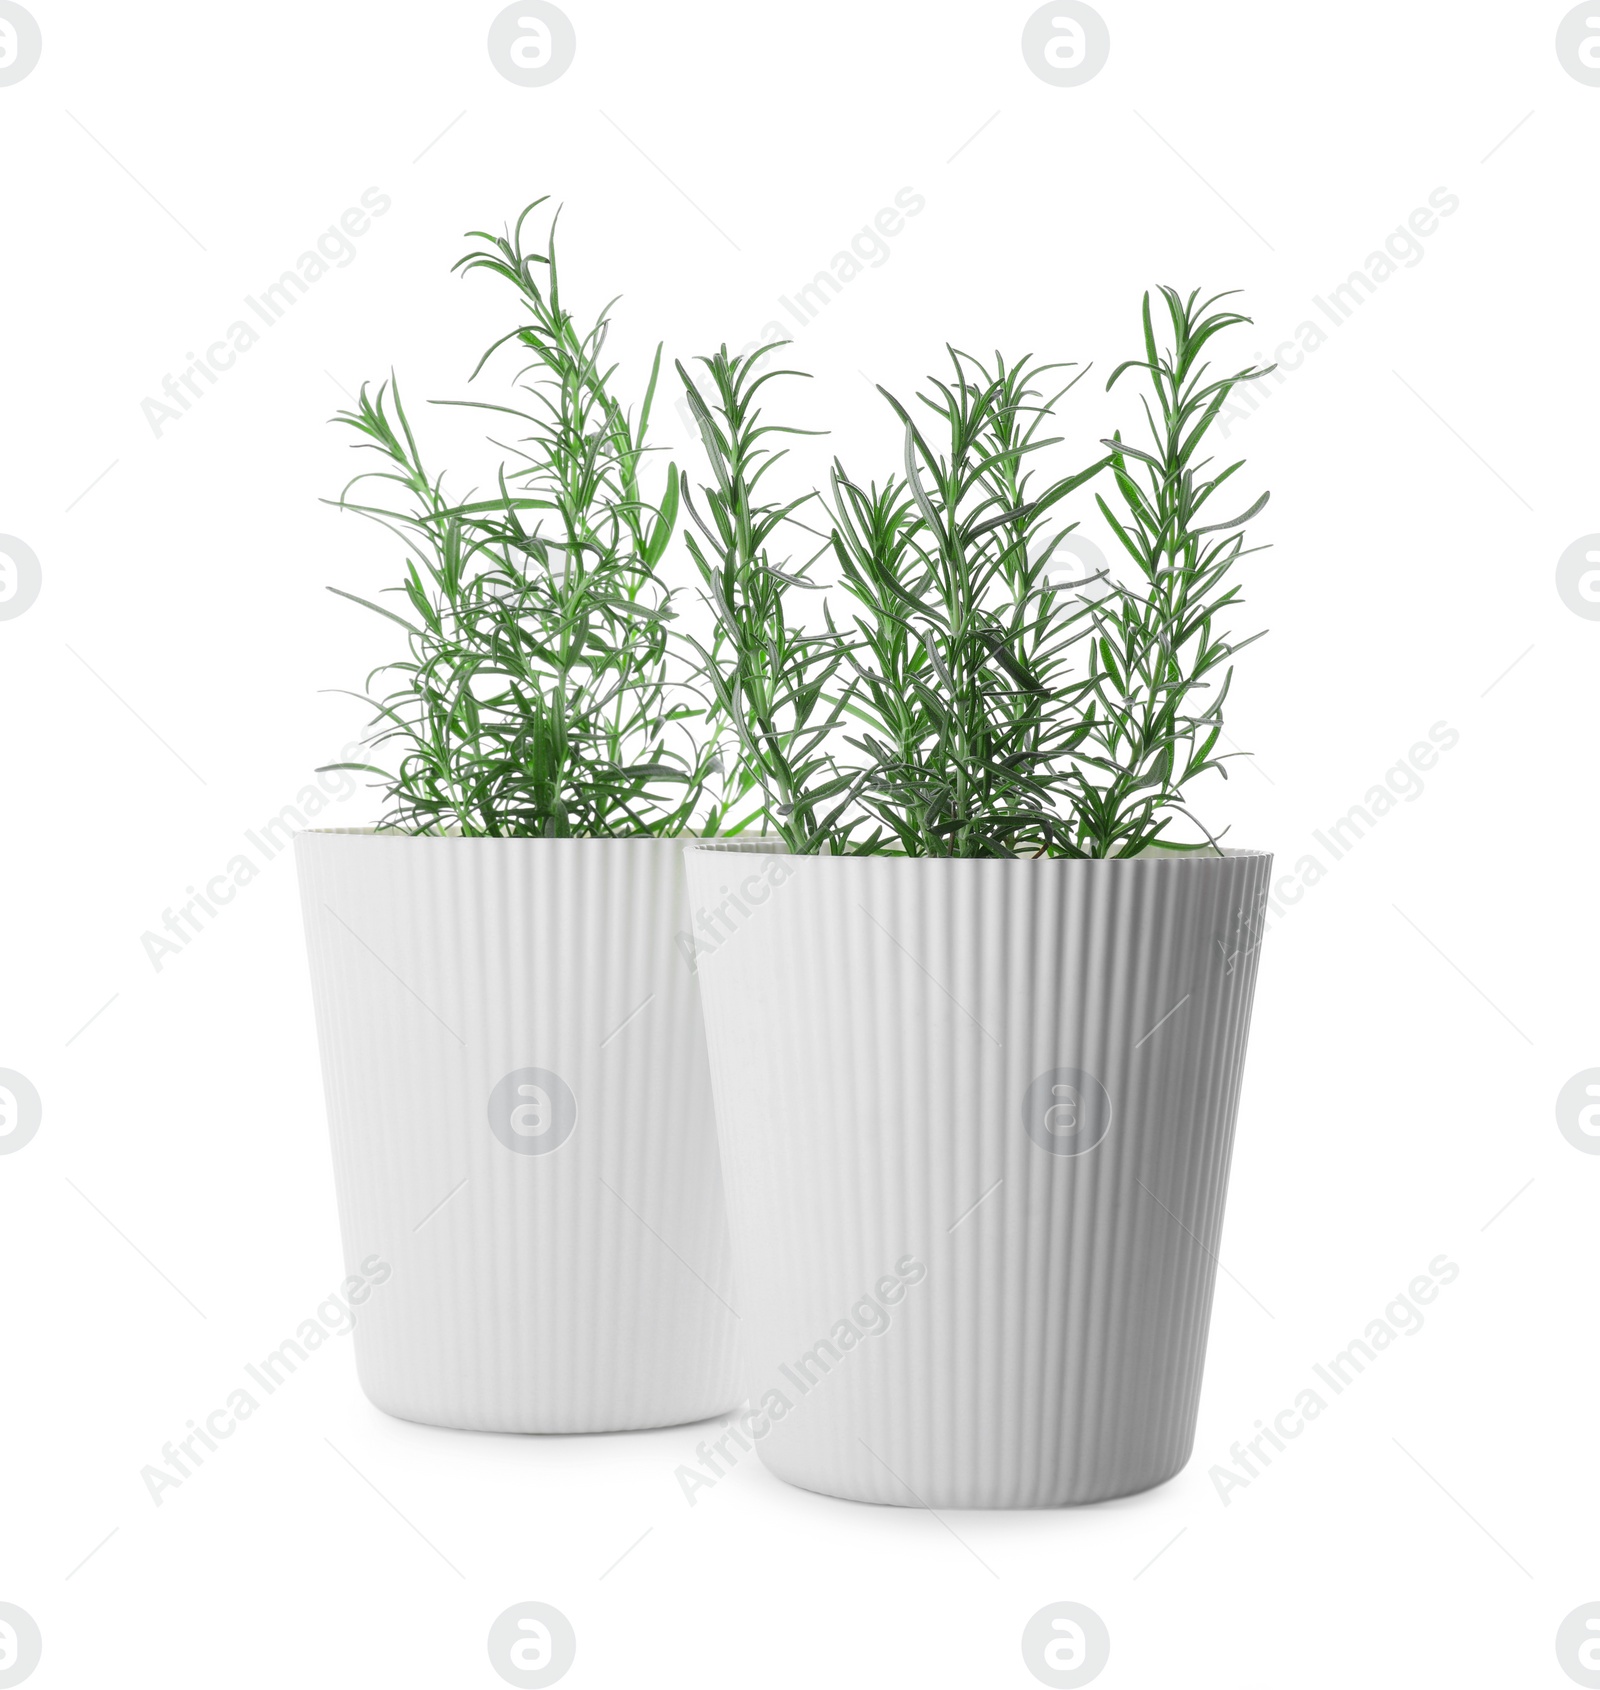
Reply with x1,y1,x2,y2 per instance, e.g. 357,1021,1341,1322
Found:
300,204,1277,1505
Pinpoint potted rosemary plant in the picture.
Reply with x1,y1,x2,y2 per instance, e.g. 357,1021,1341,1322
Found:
296,202,756,1434
679,290,1275,1505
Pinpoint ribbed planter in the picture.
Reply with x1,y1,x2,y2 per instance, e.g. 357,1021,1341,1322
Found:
295,832,745,1433
682,845,1272,1507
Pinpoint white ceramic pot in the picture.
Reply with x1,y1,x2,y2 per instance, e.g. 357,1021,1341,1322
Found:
295,832,745,1433
682,845,1273,1507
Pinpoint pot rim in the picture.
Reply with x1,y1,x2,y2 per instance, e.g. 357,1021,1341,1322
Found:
683,842,1270,864
296,827,775,845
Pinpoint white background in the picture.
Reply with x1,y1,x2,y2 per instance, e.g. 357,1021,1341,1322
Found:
2,1,1597,1685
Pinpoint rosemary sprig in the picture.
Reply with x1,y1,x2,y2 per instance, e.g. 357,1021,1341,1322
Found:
324,200,729,838
676,343,863,853
1067,285,1273,856
826,348,1110,857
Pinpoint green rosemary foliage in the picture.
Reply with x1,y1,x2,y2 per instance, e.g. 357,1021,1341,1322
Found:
327,201,725,837
826,350,1109,856
679,287,1272,859
676,345,862,853
1067,286,1273,856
